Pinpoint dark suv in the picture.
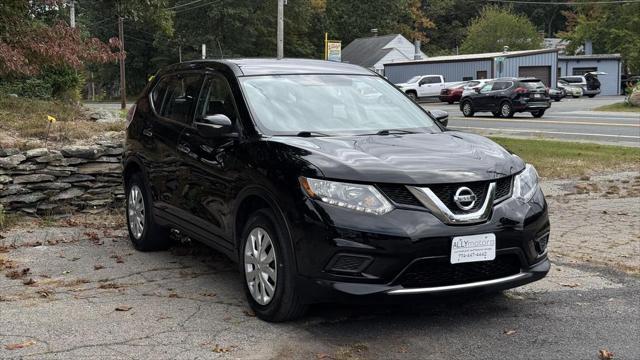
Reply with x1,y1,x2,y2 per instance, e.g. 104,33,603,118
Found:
123,59,550,322
460,78,551,118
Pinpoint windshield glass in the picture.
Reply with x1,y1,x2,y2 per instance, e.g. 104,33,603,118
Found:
239,74,440,136
405,76,421,83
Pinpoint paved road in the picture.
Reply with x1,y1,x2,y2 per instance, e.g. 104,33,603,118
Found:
422,96,640,147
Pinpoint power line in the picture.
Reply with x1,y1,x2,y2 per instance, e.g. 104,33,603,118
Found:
487,0,639,4
174,1,215,14
165,0,204,10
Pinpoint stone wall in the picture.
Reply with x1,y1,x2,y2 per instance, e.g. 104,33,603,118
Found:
0,142,124,215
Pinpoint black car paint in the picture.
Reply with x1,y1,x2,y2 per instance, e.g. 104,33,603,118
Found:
124,59,549,303
460,78,551,115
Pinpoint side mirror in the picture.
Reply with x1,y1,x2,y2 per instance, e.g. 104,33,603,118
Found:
194,114,234,138
430,109,448,127
474,87,481,93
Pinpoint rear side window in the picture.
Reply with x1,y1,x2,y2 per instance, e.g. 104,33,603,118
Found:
519,80,545,90
151,79,168,112
491,81,512,91
159,74,203,124
561,77,583,84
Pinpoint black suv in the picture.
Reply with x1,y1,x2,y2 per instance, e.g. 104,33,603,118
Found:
460,78,551,118
123,59,550,322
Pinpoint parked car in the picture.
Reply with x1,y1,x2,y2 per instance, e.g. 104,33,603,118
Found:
559,72,605,98
557,80,583,98
439,80,481,104
548,87,565,102
396,75,458,100
461,79,493,97
123,59,550,322
460,78,551,118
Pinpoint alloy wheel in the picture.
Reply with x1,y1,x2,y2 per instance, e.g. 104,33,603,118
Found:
128,185,145,240
501,103,512,117
463,102,472,115
244,227,278,305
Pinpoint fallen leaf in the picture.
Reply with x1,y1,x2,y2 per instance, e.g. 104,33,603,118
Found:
115,305,132,312
168,293,179,298
4,340,36,350
316,353,333,359
98,283,120,289
503,329,517,336
598,349,614,360
6,268,30,279
94,264,104,270
201,292,217,297
22,278,36,285
560,283,580,288
243,309,256,317
38,291,51,298
212,344,233,353
62,270,71,275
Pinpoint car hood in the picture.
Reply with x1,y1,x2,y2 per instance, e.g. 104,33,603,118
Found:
395,82,413,88
268,131,524,184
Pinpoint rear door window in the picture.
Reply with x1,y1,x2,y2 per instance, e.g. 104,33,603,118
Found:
491,81,511,91
160,73,204,124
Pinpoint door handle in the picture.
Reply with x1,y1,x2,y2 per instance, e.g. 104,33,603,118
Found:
177,144,191,154
143,129,153,137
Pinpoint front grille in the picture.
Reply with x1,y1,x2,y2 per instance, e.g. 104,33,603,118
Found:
377,176,513,212
495,176,513,201
376,184,423,207
395,254,521,288
428,181,488,214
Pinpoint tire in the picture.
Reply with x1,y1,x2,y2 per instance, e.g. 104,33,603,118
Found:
492,111,502,118
406,91,417,101
461,100,474,117
447,101,454,105
240,209,307,322
554,98,561,102
587,94,596,98
499,101,514,118
531,110,545,118
125,173,170,251
572,95,580,98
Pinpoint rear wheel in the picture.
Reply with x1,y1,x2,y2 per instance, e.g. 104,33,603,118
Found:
125,173,170,251
241,209,307,322
531,110,545,118
461,101,474,117
587,94,596,98
491,111,501,118
500,101,514,118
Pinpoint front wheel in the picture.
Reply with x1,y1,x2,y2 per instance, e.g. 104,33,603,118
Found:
531,110,545,118
241,209,307,322
406,91,417,101
587,94,596,98
461,101,474,117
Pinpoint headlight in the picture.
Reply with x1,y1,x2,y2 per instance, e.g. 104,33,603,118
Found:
513,164,539,201
299,177,393,215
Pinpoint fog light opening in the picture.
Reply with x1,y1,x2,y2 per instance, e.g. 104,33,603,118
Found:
534,233,549,255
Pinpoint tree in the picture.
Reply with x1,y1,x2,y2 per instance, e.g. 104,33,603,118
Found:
561,2,640,74
460,5,542,54
0,0,117,77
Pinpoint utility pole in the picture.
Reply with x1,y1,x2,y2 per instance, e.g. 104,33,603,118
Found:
69,0,75,28
118,16,126,110
277,0,284,59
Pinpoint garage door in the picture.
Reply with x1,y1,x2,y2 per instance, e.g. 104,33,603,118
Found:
519,66,551,86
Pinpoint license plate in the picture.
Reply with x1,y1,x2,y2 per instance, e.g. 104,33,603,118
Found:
450,234,496,264
534,93,541,98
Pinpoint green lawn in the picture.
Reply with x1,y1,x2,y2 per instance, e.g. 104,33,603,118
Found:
593,102,640,113
491,137,640,178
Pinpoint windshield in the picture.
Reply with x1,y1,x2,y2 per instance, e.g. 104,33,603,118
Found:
239,74,441,136
405,76,421,83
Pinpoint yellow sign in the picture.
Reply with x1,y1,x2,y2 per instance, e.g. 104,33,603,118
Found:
47,115,57,123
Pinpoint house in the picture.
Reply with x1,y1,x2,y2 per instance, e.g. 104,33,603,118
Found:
558,54,622,95
341,34,426,74
384,48,559,87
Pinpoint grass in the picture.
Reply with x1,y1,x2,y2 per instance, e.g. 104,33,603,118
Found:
0,96,123,149
593,102,640,113
491,137,640,178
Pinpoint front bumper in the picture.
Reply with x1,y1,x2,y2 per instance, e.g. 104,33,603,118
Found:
291,187,551,303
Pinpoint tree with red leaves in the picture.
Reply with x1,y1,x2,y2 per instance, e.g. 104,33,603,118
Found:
0,0,118,77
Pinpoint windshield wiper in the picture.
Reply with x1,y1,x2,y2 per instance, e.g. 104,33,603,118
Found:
374,129,419,136
295,131,331,137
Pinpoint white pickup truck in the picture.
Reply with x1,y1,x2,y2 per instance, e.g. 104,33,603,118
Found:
395,75,459,100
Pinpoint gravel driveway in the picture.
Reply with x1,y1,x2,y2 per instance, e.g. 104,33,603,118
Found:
1,173,638,359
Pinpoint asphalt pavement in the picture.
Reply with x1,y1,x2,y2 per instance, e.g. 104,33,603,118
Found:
421,96,640,147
